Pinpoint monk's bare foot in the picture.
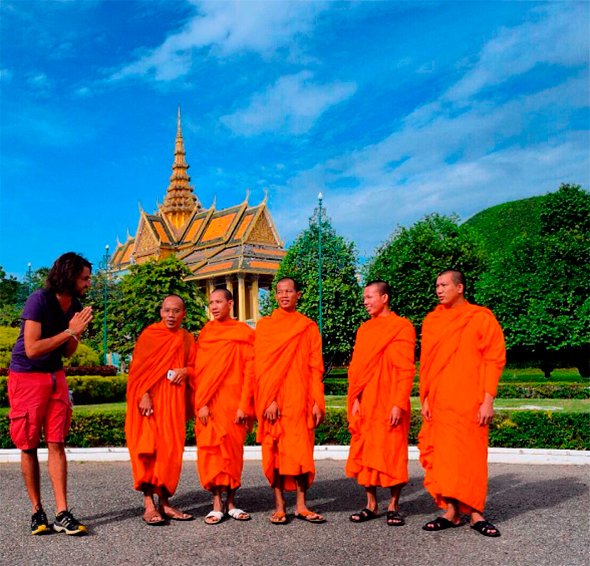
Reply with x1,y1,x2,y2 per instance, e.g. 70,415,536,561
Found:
441,511,462,526
227,507,251,521
294,509,326,523
204,510,224,525
160,505,193,521
143,508,166,525
270,511,287,524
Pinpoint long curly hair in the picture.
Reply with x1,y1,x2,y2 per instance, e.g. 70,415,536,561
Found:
46,252,92,295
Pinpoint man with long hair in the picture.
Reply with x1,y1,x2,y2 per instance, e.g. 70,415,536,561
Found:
8,252,93,535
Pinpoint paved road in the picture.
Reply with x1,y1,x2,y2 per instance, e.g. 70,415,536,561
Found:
1,460,588,566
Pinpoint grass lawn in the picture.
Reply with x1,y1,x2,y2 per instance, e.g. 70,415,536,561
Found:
1,394,588,418
325,367,586,383
325,396,590,413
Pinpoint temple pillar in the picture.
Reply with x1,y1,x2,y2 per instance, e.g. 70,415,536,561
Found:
238,274,246,322
251,275,259,322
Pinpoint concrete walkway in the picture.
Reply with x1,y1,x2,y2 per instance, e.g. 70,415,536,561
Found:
1,445,589,464
1,458,588,566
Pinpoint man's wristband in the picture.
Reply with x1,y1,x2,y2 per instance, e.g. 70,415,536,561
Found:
65,329,79,342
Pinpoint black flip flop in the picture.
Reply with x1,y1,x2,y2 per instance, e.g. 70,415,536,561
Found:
350,508,379,523
422,516,460,531
386,510,405,526
471,520,501,537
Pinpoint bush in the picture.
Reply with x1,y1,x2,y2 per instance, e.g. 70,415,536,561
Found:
489,412,588,449
0,327,19,368
0,374,127,407
64,344,100,367
1,409,586,450
496,383,589,399
0,325,101,369
323,378,589,399
65,366,118,376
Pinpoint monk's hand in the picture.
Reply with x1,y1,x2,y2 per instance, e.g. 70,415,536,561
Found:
351,398,361,417
264,401,279,422
169,367,186,385
477,394,495,426
312,403,324,426
421,397,431,421
389,406,402,427
198,405,210,425
139,392,153,417
235,408,247,425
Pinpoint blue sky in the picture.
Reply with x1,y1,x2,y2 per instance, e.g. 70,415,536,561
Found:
1,0,588,278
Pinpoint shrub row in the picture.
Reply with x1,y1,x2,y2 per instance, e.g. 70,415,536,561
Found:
2,375,587,407
0,375,127,407
0,365,117,377
323,378,589,399
1,409,587,450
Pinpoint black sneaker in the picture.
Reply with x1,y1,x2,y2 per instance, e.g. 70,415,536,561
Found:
31,508,50,535
53,510,87,536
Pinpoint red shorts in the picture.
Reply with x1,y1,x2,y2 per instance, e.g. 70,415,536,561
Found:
8,370,72,450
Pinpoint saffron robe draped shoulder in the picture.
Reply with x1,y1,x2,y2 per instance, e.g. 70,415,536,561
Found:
418,302,505,513
125,322,195,495
254,308,325,491
193,318,255,491
345,312,415,487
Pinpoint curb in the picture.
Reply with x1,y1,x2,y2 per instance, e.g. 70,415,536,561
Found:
0,446,588,465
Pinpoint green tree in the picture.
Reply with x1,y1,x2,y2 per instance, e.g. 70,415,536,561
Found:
0,267,24,327
84,267,121,361
265,206,366,368
475,184,590,377
106,256,208,357
365,213,486,330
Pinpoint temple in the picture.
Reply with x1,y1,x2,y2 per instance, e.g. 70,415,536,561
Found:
110,109,285,323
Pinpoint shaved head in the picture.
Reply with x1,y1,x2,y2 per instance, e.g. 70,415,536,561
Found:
365,280,391,305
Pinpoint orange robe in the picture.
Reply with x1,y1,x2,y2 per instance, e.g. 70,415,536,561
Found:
193,319,255,491
125,322,195,495
254,309,325,491
418,302,505,513
346,313,415,487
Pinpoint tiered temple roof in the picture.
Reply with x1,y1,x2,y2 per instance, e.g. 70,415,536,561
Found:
110,109,285,283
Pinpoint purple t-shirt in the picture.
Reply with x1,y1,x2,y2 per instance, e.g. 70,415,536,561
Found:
10,289,82,373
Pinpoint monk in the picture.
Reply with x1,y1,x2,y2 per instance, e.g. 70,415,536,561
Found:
194,288,255,525
346,280,415,526
418,270,505,537
255,277,326,524
125,295,195,525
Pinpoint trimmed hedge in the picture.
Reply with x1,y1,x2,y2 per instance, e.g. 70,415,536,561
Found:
0,375,127,407
323,378,589,399
0,365,117,377
2,375,587,407
1,409,587,450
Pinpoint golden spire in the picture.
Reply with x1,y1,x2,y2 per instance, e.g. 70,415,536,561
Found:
161,107,200,229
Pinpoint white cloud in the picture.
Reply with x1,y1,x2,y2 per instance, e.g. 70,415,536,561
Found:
444,4,588,103
109,0,328,82
0,68,13,83
220,71,357,136
270,64,589,255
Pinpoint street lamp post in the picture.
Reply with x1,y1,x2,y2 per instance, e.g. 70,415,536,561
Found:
26,262,32,295
317,192,323,337
102,244,109,365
